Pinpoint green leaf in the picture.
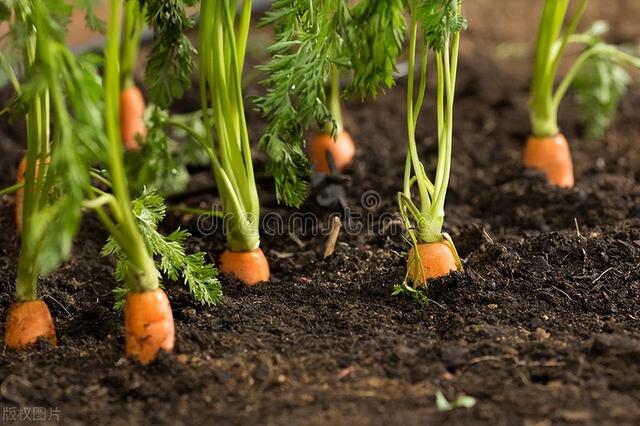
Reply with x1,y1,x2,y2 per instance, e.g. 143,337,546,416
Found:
143,0,196,108
435,391,477,412
392,280,429,305
572,53,631,139
78,0,106,33
103,190,222,309
125,106,205,197
17,1,104,278
0,1,11,22
345,0,406,98
418,0,466,52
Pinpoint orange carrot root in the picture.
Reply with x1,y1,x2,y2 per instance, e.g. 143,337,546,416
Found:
219,248,270,286
306,130,356,173
120,86,147,150
523,133,574,188
407,241,459,286
4,300,57,349
124,289,175,365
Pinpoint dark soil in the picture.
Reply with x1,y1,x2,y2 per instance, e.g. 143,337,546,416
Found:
2,28,640,426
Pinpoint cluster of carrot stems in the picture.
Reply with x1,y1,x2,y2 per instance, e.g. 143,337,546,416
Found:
197,0,261,253
399,0,461,249
15,30,50,304
92,0,159,295
530,0,640,138
7,1,99,303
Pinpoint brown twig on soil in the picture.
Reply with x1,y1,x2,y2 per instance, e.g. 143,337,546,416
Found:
288,232,306,249
574,218,582,238
323,216,342,258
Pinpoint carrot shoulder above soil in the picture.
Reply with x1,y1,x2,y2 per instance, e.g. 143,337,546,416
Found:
527,0,640,188
119,85,146,150
306,67,356,174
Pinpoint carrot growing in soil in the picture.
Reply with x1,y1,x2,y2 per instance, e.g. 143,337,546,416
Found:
86,0,175,364
306,0,406,174
306,67,356,174
257,0,404,201
527,0,640,187
189,0,270,285
0,0,103,347
84,0,219,364
255,0,352,206
395,0,466,294
119,0,146,150
88,1,220,363
122,0,204,197
132,0,265,285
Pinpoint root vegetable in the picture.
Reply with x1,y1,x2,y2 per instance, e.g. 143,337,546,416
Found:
219,248,270,286
120,86,146,150
124,288,175,365
407,241,459,286
307,130,356,174
523,133,574,188
4,300,57,348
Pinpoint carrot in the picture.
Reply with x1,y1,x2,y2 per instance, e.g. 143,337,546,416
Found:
407,240,459,286
307,130,356,174
120,85,147,150
15,155,49,234
523,133,574,188
219,248,270,286
124,288,175,365
4,300,57,348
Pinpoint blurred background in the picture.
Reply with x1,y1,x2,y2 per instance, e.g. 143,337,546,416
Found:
4,1,638,52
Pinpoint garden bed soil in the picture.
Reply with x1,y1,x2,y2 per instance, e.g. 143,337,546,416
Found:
2,27,640,426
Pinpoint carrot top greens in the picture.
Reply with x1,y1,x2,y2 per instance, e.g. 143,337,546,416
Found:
89,0,220,305
256,0,417,205
191,0,263,253
399,0,465,247
529,0,640,139
345,0,405,99
1,0,104,301
255,0,351,206
143,0,197,108
105,190,221,310
570,22,637,139
120,0,145,89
